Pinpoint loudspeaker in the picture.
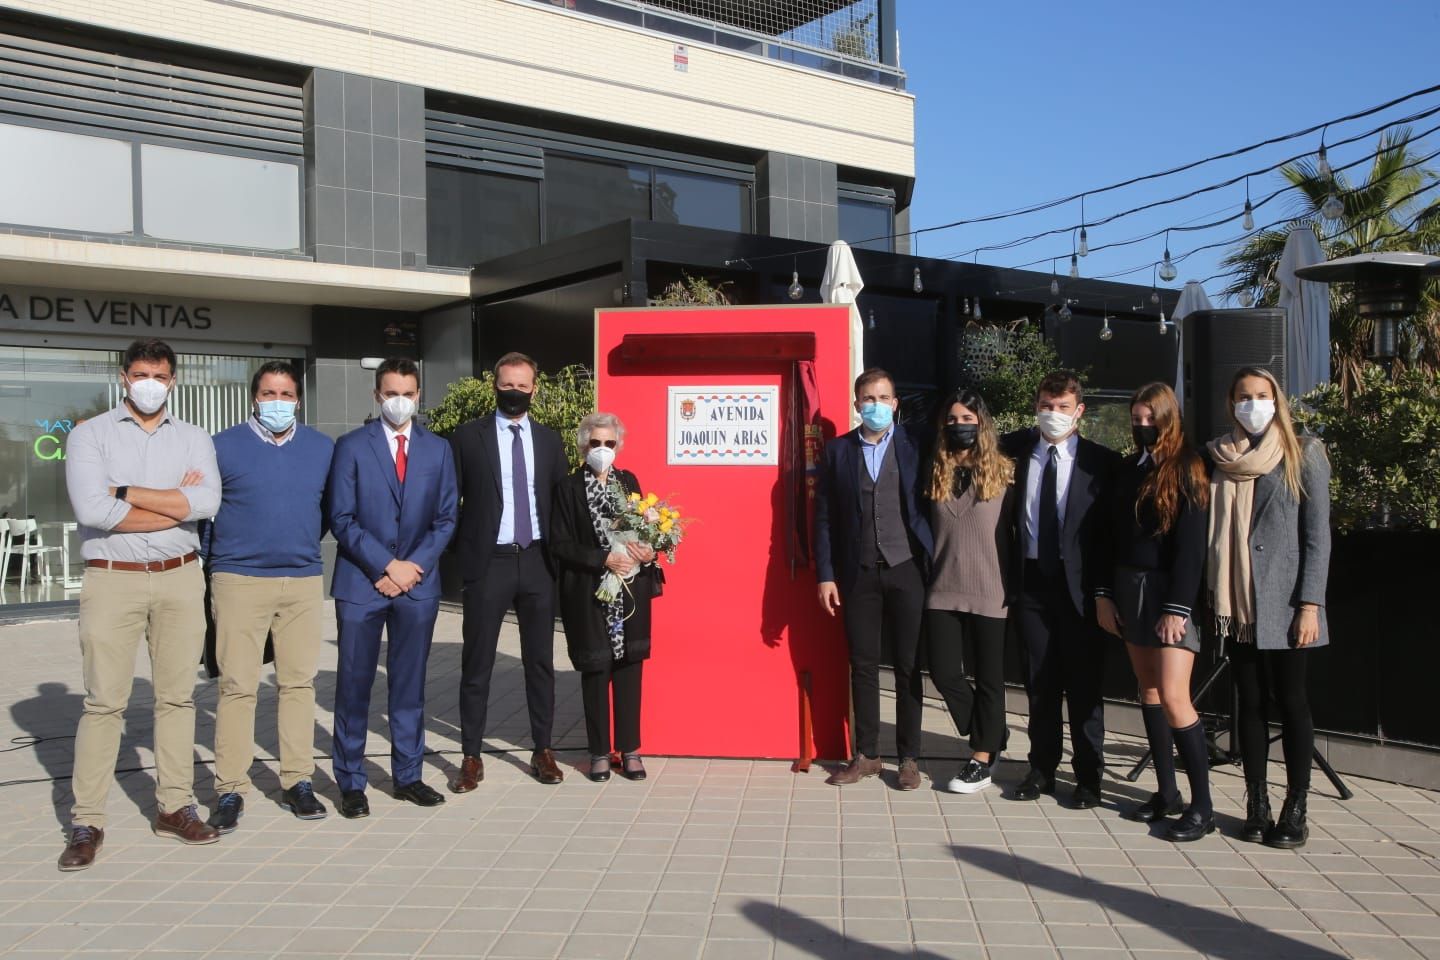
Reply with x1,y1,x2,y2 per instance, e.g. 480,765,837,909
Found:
1182,308,1286,443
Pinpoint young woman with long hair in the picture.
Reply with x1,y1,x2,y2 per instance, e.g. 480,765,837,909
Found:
1207,367,1330,849
1096,383,1213,841
923,388,1016,794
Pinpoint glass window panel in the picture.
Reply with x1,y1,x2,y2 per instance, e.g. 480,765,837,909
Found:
0,346,287,604
839,196,893,252
653,168,751,233
427,165,541,267
140,144,301,250
0,123,133,234
544,154,651,241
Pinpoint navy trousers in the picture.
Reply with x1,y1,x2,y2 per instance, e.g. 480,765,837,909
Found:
331,594,440,793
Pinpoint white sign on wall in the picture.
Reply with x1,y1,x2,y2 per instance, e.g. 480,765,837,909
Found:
667,385,778,466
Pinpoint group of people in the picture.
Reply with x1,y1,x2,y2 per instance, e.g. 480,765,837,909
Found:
814,366,1330,849
58,339,659,871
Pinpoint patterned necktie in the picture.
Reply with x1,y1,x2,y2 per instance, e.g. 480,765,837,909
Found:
1038,444,1060,577
510,424,533,548
394,434,408,484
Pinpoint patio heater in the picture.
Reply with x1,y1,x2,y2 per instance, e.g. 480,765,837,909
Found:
1294,251,1440,376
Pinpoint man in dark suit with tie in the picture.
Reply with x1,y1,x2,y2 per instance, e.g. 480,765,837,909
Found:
1000,370,1119,808
327,357,458,818
814,368,934,790
448,352,570,789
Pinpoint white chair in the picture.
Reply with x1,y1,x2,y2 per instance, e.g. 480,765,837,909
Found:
0,521,10,599
7,518,61,589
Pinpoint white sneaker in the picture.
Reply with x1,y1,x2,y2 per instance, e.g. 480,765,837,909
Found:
946,758,993,794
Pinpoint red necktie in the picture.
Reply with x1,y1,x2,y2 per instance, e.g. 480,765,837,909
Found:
395,434,408,483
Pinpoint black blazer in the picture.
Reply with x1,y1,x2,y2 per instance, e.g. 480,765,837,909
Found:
814,423,935,594
449,412,569,584
1000,427,1120,615
1094,453,1207,620
550,467,661,673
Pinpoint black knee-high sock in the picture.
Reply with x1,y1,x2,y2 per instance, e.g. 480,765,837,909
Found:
1141,703,1180,803
1172,720,1213,817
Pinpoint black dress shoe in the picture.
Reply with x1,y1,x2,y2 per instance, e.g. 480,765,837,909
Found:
619,753,647,782
208,793,244,834
1127,791,1183,823
339,790,369,819
1070,783,1102,809
588,756,611,783
280,781,328,820
1011,769,1056,802
1165,808,1216,842
394,780,446,807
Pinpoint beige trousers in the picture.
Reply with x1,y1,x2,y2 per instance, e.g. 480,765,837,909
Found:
211,573,324,794
72,561,205,828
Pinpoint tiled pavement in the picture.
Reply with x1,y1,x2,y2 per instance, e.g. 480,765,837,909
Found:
2,612,1440,959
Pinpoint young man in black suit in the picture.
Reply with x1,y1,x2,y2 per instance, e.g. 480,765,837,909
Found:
1000,370,1120,808
814,368,934,790
448,352,570,788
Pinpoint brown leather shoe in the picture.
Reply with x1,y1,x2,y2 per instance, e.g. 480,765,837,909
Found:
450,755,484,793
154,805,221,845
825,753,883,785
531,748,564,785
58,825,103,871
897,758,922,791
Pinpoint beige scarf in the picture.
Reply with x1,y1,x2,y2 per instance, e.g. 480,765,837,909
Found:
1206,428,1284,642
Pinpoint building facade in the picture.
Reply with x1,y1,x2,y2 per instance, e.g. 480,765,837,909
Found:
0,0,914,606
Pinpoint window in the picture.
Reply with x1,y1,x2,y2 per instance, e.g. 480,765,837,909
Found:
839,195,893,252
140,144,301,250
0,124,133,234
427,166,541,267
653,168,752,233
545,155,651,241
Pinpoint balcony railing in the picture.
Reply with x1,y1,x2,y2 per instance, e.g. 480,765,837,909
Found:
520,0,906,90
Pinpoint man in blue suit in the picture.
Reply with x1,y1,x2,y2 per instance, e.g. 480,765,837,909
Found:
814,367,934,790
327,357,457,818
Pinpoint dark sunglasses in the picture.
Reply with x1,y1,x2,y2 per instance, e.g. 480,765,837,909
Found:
587,439,617,449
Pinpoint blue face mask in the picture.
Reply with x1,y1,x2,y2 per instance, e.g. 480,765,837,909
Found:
859,402,894,432
256,399,297,433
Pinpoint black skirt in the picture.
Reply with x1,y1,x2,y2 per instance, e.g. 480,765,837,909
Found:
1115,565,1200,653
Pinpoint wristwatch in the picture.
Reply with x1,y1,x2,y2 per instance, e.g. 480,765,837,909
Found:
114,485,129,502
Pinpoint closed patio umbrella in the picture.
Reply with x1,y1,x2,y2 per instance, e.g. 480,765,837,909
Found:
1277,226,1331,397
819,240,865,426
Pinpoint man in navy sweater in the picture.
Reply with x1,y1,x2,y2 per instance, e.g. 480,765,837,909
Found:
206,360,334,832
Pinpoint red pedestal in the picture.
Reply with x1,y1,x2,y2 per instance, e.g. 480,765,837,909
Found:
595,305,854,761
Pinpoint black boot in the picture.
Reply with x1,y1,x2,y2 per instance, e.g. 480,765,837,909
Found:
1242,781,1272,843
1264,790,1309,849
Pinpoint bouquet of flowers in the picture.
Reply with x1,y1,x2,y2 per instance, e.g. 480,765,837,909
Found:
596,485,690,603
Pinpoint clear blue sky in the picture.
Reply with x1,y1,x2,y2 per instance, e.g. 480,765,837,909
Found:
897,1,1440,303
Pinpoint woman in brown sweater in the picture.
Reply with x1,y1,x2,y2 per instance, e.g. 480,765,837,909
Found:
924,388,1016,794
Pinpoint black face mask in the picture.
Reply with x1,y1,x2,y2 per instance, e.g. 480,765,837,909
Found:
496,388,533,417
1132,424,1160,450
943,423,979,451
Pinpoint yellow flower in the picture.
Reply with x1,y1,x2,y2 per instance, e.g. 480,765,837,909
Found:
658,508,671,519
628,492,642,502
659,520,673,533
668,509,680,519
645,493,659,505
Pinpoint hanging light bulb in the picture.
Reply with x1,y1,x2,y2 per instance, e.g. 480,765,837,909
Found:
962,297,970,316
1078,226,1089,258
1158,231,1177,282
1098,317,1113,342
1049,260,1060,296
866,308,876,331
912,267,923,294
1239,288,1255,308
1069,253,1079,278
1317,141,1332,179
1150,289,1160,305
1058,301,1073,322
972,297,982,320
1158,309,1169,335
1242,176,1255,231
1321,191,1344,221
787,271,803,301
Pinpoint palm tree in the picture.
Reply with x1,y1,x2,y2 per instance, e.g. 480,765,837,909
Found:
1220,126,1440,397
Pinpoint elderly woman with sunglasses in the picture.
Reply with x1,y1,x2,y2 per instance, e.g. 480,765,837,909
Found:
549,412,663,782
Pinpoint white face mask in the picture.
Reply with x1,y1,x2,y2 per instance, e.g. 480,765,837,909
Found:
380,395,416,427
1234,398,1276,435
126,377,170,415
1036,410,1075,442
585,445,616,474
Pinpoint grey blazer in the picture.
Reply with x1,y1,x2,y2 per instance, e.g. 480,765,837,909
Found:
1245,437,1332,650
